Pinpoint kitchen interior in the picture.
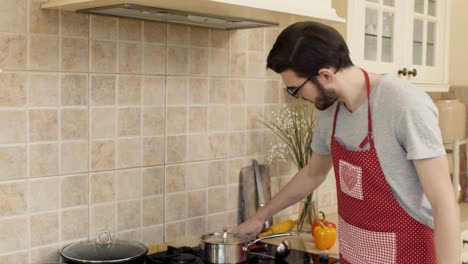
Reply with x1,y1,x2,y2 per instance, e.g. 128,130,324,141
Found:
1,0,468,263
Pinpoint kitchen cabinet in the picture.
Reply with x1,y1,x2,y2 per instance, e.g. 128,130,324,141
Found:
347,0,451,92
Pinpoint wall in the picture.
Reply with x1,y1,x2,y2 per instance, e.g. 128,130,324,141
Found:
0,0,340,263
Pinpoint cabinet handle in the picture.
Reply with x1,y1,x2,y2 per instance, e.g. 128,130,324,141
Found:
398,68,408,76
408,68,417,77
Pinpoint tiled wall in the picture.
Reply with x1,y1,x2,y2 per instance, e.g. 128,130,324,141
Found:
0,0,338,263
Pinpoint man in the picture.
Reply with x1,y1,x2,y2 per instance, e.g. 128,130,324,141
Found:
233,21,460,263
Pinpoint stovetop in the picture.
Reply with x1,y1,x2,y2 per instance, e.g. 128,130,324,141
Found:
146,244,339,264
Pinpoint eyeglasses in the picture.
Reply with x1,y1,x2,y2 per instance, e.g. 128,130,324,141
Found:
286,74,314,98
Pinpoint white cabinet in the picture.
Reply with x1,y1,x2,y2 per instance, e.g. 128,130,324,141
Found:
347,0,451,91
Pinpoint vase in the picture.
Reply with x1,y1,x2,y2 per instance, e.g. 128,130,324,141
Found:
296,192,319,233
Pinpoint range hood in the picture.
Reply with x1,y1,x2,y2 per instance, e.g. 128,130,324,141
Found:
41,0,345,30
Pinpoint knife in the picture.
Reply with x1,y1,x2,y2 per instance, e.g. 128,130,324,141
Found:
253,159,271,230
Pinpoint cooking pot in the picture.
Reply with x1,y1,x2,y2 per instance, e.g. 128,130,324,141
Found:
200,229,299,263
60,231,148,264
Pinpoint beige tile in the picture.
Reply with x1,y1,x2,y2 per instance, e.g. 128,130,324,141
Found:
115,229,141,242
61,12,88,37
186,217,206,238
230,30,248,51
30,212,58,247
143,107,165,136
208,160,226,186
90,140,116,171
30,143,59,177
90,204,116,235
143,137,164,166
226,210,239,227
141,225,163,245
143,44,165,74
165,221,186,242
29,35,59,70
119,18,142,41
190,27,209,47
61,208,89,241
247,28,264,51
185,162,208,190
61,108,88,140
0,34,27,70
165,164,185,193
143,21,166,44
229,51,247,77
143,76,165,106
228,106,246,130
189,78,209,104
247,51,266,77
90,171,115,203
118,75,141,105
60,74,88,106
0,0,27,33
209,78,228,104
29,109,58,142
0,181,27,217
0,110,26,144
167,24,188,45
117,138,141,168
29,177,58,212
61,142,88,174
246,80,265,105
116,168,141,200
165,193,186,221
119,42,142,73
229,79,246,104
142,166,164,196
90,108,116,138
210,30,229,48
118,200,141,231
209,49,229,77
188,106,207,133
208,106,227,130
208,187,226,213
90,74,116,105
118,107,140,136
30,0,58,34
30,244,60,264
28,73,59,106
166,107,187,134
246,131,263,156
142,196,164,225
246,106,263,129
209,133,226,158
227,158,249,184
186,134,209,161
166,135,187,163
190,48,209,75
0,217,28,253
228,133,245,157
90,15,117,40
206,214,225,233
0,146,26,181
91,40,117,73
61,37,88,72
226,184,239,210
0,72,26,106
167,77,188,105
0,251,28,264
187,190,206,217
167,46,188,75
61,174,88,207
264,28,281,51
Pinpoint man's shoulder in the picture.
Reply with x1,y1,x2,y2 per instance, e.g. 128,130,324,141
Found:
374,74,433,108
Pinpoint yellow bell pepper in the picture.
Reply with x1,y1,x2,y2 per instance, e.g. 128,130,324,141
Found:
312,222,337,250
258,219,298,237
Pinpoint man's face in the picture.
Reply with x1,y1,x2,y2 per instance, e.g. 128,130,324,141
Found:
280,70,337,110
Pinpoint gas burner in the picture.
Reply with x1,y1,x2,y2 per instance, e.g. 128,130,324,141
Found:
170,253,197,264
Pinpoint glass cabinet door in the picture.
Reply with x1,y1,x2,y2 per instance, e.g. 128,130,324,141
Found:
411,0,438,67
363,0,396,64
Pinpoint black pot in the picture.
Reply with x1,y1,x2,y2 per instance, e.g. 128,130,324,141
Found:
61,231,148,264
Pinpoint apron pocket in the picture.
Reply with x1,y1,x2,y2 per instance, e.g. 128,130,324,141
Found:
339,160,364,200
339,217,396,264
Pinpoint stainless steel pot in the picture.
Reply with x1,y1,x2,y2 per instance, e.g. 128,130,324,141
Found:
61,231,148,264
200,230,299,263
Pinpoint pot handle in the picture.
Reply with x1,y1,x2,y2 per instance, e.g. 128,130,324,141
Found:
242,231,299,251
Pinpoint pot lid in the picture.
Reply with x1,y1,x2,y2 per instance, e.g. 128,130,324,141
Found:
201,231,250,244
61,231,147,263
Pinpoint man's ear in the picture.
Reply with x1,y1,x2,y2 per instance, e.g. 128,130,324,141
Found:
317,68,336,83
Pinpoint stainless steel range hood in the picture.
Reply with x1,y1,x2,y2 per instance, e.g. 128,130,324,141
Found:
42,0,345,30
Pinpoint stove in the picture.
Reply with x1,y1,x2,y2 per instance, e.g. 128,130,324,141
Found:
146,244,339,264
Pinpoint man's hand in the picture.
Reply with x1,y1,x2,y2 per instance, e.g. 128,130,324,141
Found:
231,216,265,239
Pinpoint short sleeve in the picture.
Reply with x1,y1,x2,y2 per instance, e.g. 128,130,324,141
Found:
311,113,331,155
395,93,446,160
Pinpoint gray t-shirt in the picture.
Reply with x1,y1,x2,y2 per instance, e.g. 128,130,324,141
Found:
311,73,446,227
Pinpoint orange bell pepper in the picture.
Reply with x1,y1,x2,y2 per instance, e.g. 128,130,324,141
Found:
312,211,336,230
312,222,337,250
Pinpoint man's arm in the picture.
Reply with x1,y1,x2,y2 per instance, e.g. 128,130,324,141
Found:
413,156,460,264
233,152,333,238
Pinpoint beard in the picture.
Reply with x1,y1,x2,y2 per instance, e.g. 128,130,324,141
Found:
311,78,337,110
